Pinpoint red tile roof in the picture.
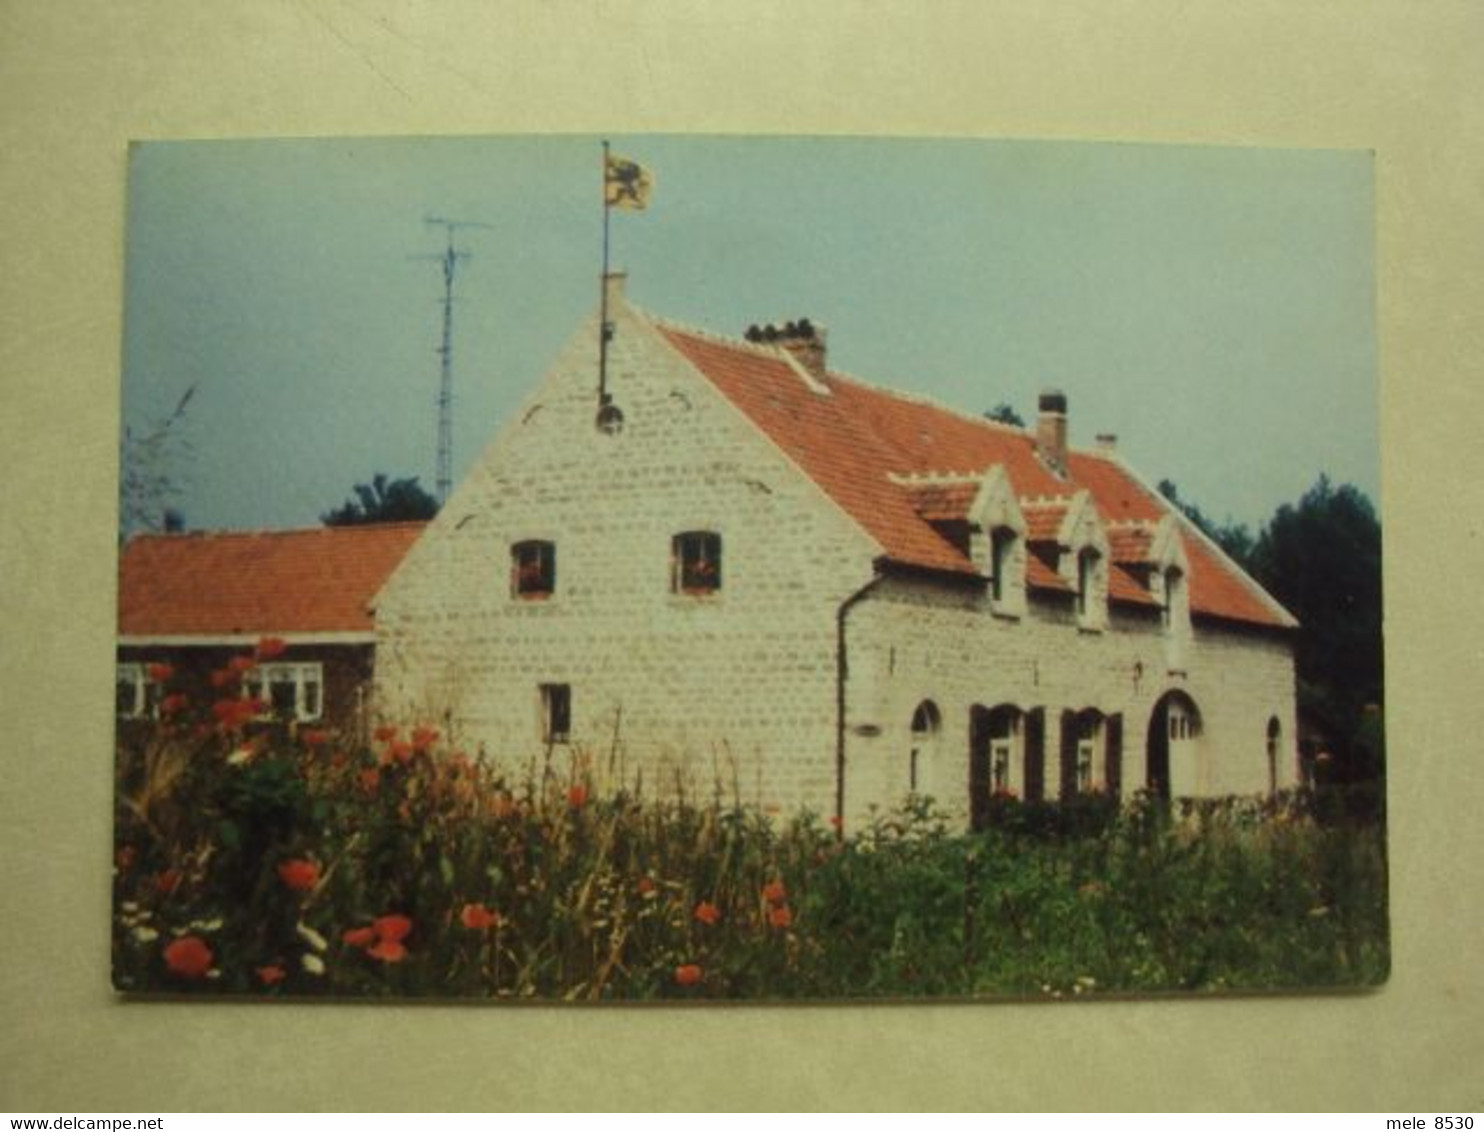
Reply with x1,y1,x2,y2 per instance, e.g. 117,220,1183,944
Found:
657,322,1291,629
118,523,426,637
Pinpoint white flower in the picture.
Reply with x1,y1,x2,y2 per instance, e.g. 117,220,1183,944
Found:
190,918,224,933
296,922,328,952
132,926,160,943
227,748,253,766
301,953,326,976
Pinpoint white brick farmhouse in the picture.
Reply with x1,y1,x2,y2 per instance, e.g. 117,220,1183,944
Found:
372,275,1298,828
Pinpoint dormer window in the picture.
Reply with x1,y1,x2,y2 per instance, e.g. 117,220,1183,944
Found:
672,531,721,595
1162,566,1184,630
990,526,1018,605
512,540,555,599
1075,546,1105,628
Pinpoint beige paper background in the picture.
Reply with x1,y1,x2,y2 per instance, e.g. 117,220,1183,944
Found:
2,0,1480,1112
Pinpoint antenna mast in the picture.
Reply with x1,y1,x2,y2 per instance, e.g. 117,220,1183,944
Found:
418,215,491,506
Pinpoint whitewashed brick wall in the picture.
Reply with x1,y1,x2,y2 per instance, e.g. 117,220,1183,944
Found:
374,289,1298,827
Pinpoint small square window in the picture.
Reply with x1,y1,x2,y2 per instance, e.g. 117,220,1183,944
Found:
540,683,571,744
512,540,556,599
244,662,324,723
673,531,721,595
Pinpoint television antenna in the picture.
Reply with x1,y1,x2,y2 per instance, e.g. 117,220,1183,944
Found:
413,215,492,506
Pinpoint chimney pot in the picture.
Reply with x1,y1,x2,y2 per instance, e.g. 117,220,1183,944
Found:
1037,387,1069,473
1095,433,1118,453
750,317,828,378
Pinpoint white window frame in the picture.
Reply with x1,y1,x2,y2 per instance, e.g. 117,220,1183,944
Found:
116,662,160,719
245,661,324,723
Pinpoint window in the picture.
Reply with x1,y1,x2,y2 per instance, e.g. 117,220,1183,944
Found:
1076,714,1100,792
1266,716,1282,796
909,700,941,793
989,526,1018,605
672,531,722,595
1076,548,1097,618
540,683,571,745
512,540,555,599
245,662,323,723
116,662,162,719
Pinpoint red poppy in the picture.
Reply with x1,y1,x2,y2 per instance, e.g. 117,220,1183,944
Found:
674,963,703,987
255,965,287,986
374,724,398,743
373,914,413,943
388,740,415,765
342,926,377,948
693,900,721,926
163,935,213,979
761,879,787,905
358,768,380,794
828,815,844,831
300,729,330,747
210,668,236,689
768,904,793,930
411,726,439,751
566,784,589,810
228,655,258,675
146,662,175,683
366,939,407,963
211,698,259,731
155,867,182,896
255,636,288,660
635,876,655,896
159,693,189,716
276,858,320,893
459,903,500,931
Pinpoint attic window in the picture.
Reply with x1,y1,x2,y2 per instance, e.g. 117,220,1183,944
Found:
1076,547,1101,623
672,531,721,595
512,540,556,600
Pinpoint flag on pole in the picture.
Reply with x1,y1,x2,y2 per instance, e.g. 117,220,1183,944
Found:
604,152,653,210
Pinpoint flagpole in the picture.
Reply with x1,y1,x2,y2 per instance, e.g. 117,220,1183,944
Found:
598,139,612,408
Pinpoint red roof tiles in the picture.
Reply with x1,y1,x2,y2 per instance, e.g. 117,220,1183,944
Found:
118,523,426,637
657,322,1290,630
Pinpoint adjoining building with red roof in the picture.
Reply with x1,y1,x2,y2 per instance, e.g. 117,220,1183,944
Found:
370,274,1299,827
117,523,425,737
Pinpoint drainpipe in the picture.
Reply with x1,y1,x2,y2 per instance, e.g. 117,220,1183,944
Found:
836,569,884,837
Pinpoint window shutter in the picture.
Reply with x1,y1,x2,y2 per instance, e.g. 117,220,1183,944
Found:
1106,713,1123,799
1024,708,1045,802
969,710,988,832
1059,709,1078,800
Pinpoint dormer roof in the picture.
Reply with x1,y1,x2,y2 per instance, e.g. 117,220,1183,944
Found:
656,319,1294,630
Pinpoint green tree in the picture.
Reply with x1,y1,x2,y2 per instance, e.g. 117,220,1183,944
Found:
1156,479,1255,568
1248,476,1383,775
322,473,439,526
983,402,1025,428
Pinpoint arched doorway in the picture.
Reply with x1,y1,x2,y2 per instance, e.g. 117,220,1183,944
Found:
1146,690,1202,799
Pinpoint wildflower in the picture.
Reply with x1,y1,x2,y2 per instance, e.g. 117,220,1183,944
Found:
159,693,189,716
189,917,224,933
636,876,656,897
277,858,320,893
256,965,287,986
301,953,325,976
132,926,160,944
768,905,793,930
367,939,407,963
115,845,136,872
226,746,255,767
761,879,787,905
155,868,182,896
386,740,415,765
411,726,439,751
566,783,589,810
490,792,516,819
342,926,377,948
358,768,380,794
674,963,703,987
255,636,288,660
296,922,329,952
829,815,843,831
693,900,721,926
163,935,213,979
374,724,399,743
301,729,330,747
210,668,236,689
460,903,500,931
228,655,258,675
146,662,175,683
373,914,413,942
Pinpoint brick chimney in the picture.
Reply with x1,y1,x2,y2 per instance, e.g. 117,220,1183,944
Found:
745,319,828,379
1037,389,1069,473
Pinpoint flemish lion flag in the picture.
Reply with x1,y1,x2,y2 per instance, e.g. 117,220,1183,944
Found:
604,153,653,210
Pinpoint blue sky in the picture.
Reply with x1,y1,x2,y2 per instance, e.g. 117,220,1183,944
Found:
122,134,1377,533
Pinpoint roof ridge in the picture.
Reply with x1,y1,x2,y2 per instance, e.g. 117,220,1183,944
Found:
124,521,430,544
